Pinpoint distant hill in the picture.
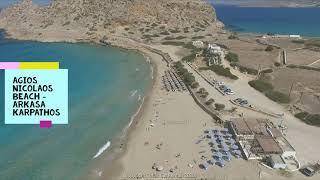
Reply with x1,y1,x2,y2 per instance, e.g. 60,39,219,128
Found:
0,0,223,42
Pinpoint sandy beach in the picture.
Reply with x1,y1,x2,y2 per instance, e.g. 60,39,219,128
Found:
1,25,319,179
105,41,320,180
1,1,320,179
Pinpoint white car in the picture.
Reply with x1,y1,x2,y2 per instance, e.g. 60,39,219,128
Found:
225,91,235,95
217,81,225,86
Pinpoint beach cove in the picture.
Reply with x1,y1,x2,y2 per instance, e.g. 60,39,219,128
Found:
0,31,152,179
1,0,320,180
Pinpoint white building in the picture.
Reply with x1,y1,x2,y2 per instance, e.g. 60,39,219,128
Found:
207,44,222,54
269,155,287,169
192,41,204,48
289,35,301,39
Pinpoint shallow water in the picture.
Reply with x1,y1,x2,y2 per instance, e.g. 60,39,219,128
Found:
0,32,151,179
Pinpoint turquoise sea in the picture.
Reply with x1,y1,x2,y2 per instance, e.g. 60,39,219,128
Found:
0,30,151,179
213,4,320,37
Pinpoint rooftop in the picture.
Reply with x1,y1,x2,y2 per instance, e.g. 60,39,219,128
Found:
230,118,270,136
256,135,283,154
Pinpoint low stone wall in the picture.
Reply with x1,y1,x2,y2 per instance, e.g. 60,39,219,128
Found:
187,85,223,124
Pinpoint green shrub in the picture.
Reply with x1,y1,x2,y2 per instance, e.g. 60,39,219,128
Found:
169,29,181,33
192,36,205,40
305,39,320,48
249,80,290,103
261,69,273,74
274,62,281,67
151,23,158,27
231,63,258,75
182,53,197,62
183,42,197,50
216,43,229,50
265,45,274,51
291,40,305,44
174,62,196,86
228,34,237,39
287,64,320,72
225,52,239,63
295,112,309,119
215,103,225,111
161,41,185,46
163,36,186,40
205,98,215,105
205,65,238,80
248,80,273,92
295,112,320,127
191,82,199,89
160,31,170,35
265,91,290,103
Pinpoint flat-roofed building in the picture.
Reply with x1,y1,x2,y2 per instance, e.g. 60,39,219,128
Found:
229,118,254,140
276,136,296,158
256,135,283,155
229,118,270,140
268,155,287,169
228,117,296,162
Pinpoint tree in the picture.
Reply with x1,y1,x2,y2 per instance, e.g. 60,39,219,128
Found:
229,107,237,113
198,88,206,94
228,33,238,39
205,98,215,105
215,103,225,111
265,45,274,52
191,82,199,89
274,62,281,67
225,52,239,63
201,92,209,98
183,73,195,85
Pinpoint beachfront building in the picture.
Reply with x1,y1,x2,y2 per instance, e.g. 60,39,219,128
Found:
228,117,298,170
192,40,204,48
204,43,224,66
207,44,223,55
289,35,301,39
268,154,287,169
263,34,301,39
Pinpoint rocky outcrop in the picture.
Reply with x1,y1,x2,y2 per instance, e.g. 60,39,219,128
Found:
0,0,222,42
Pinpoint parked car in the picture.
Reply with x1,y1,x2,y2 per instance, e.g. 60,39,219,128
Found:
301,163,320,177
239,100,248,105
225,90,235,95
224,88,234,95
217,82,225,86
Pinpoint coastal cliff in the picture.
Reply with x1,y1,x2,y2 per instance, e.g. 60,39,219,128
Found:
0,0,223,42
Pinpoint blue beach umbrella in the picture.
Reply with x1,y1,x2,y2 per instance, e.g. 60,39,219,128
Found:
207,159,215,165
217,136,224,141
223,154,232,161
222,145,229,151
233,150,242,155
214,152,223,158
228,139,236,144
231,144,239,150
216,159,225,167
221,128,229,133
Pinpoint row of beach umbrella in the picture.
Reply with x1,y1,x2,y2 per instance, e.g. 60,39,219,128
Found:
200,128,243,170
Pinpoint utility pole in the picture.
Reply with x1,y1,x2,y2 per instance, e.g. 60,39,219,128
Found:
257,64,261,80
299,91,304,103
288,81,295,99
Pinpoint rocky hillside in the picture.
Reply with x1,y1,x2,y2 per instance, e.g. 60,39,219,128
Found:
0,0,222,42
